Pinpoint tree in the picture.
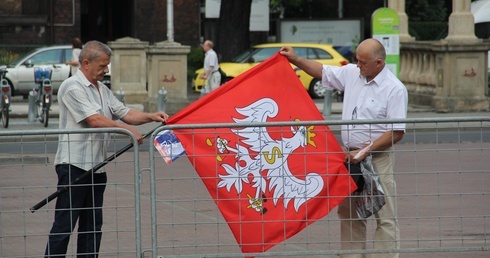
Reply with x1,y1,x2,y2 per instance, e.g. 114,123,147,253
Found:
216,0,252,62
406,0,448,40
406,0,447,22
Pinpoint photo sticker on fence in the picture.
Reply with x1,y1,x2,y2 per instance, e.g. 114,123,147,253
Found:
153,130,185,164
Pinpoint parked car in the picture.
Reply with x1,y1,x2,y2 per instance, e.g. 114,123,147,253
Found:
1,45,111,98
333,45,356,63
192,43,349,98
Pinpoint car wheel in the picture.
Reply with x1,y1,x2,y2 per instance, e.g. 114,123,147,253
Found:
4,80,16,97
308,79,325,99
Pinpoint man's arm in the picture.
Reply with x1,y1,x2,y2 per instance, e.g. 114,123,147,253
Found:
85,111,167,144
201,65,214,79
85,113,145,144
279,46,323,78
347,130,405,164
120,109,168,125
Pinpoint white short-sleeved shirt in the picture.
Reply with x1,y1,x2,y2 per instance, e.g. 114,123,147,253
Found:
70,48,81,76
204,49,219,73
54,71,130,171
322,64,408,149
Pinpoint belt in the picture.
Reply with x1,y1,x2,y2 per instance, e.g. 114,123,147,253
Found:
347,147,387,158
212,70,219,73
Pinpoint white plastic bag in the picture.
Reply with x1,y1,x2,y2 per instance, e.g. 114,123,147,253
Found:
352,155,386,218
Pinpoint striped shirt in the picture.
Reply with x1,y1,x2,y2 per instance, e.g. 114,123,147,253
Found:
54,71,129,171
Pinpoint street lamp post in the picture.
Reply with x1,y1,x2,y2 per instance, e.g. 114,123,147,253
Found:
167,0,174,42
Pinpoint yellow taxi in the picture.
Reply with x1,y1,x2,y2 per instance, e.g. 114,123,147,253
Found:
192,43,349,98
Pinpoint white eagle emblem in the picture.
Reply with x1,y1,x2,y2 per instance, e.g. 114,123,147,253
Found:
208,98,324,214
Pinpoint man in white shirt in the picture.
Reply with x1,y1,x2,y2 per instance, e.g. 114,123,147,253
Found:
280,38,408,258
45,40,169,257
200,40,221,94
66,37,83,76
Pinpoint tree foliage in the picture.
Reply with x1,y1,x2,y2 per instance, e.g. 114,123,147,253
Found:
406,0,447,22
406,0,449,40
213,0,453,60
270,0,336,19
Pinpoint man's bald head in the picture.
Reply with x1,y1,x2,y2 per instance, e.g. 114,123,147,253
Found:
355,38,387,81
357,38,386,62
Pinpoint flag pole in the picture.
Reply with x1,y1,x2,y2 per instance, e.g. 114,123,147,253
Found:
30,124,164,213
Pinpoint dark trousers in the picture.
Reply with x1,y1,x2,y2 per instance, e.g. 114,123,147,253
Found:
45,164,107,258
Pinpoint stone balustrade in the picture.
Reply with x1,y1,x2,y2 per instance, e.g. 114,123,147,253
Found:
400,40,489,112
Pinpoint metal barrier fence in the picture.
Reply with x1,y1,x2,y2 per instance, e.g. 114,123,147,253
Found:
0,128,142,258
1,118,489,257
148,117,490,258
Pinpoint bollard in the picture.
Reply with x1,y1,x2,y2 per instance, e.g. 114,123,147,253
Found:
28,89,37,123
157,87,168,112
115,88,125,105
322,89,333,116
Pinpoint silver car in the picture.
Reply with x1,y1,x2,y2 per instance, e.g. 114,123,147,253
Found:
1,45,111,98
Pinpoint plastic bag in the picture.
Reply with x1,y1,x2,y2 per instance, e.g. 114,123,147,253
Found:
352,155,386,218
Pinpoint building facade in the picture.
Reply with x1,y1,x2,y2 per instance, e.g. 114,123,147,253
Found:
0,0,200,47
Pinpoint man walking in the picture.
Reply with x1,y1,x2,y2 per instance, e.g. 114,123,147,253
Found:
200,40,221,95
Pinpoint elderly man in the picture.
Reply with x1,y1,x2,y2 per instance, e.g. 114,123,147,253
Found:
280,38,408,258
200,40,221,94
45,40,169,257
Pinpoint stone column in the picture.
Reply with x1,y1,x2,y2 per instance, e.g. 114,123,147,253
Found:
401,41,490,112
432,42,489,112
445,0,478,42
388,0,413,42
146,41,191,114
108,37,149,103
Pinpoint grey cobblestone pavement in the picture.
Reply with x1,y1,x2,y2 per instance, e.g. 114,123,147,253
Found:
1,94,489,257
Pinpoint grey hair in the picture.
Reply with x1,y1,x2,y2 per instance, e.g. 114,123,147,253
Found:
372,39,386,61
79,40,112,63
204,40,214,48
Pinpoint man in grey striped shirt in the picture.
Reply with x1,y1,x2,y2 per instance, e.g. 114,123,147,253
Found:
45,41,169,257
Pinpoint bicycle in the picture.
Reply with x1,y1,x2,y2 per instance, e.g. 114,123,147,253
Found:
33,67,53,127
0,67,11,128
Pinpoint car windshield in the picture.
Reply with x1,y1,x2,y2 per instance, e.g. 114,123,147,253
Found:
7,47,70,67
8,48,41,66
232,49,255,63
231,47,281,63
251,47,280,62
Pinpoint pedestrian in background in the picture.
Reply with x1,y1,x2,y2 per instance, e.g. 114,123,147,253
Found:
66,37,83,76
200,40,221,96
280,38,408,258
44,40,169,257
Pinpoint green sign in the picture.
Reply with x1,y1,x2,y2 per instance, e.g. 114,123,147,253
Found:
372,7,400,77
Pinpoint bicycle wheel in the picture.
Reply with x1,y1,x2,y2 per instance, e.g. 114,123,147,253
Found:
1,105,8,128
37,95,44,123
43,106,49,127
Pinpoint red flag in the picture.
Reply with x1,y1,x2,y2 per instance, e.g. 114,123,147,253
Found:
167,53,356,253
